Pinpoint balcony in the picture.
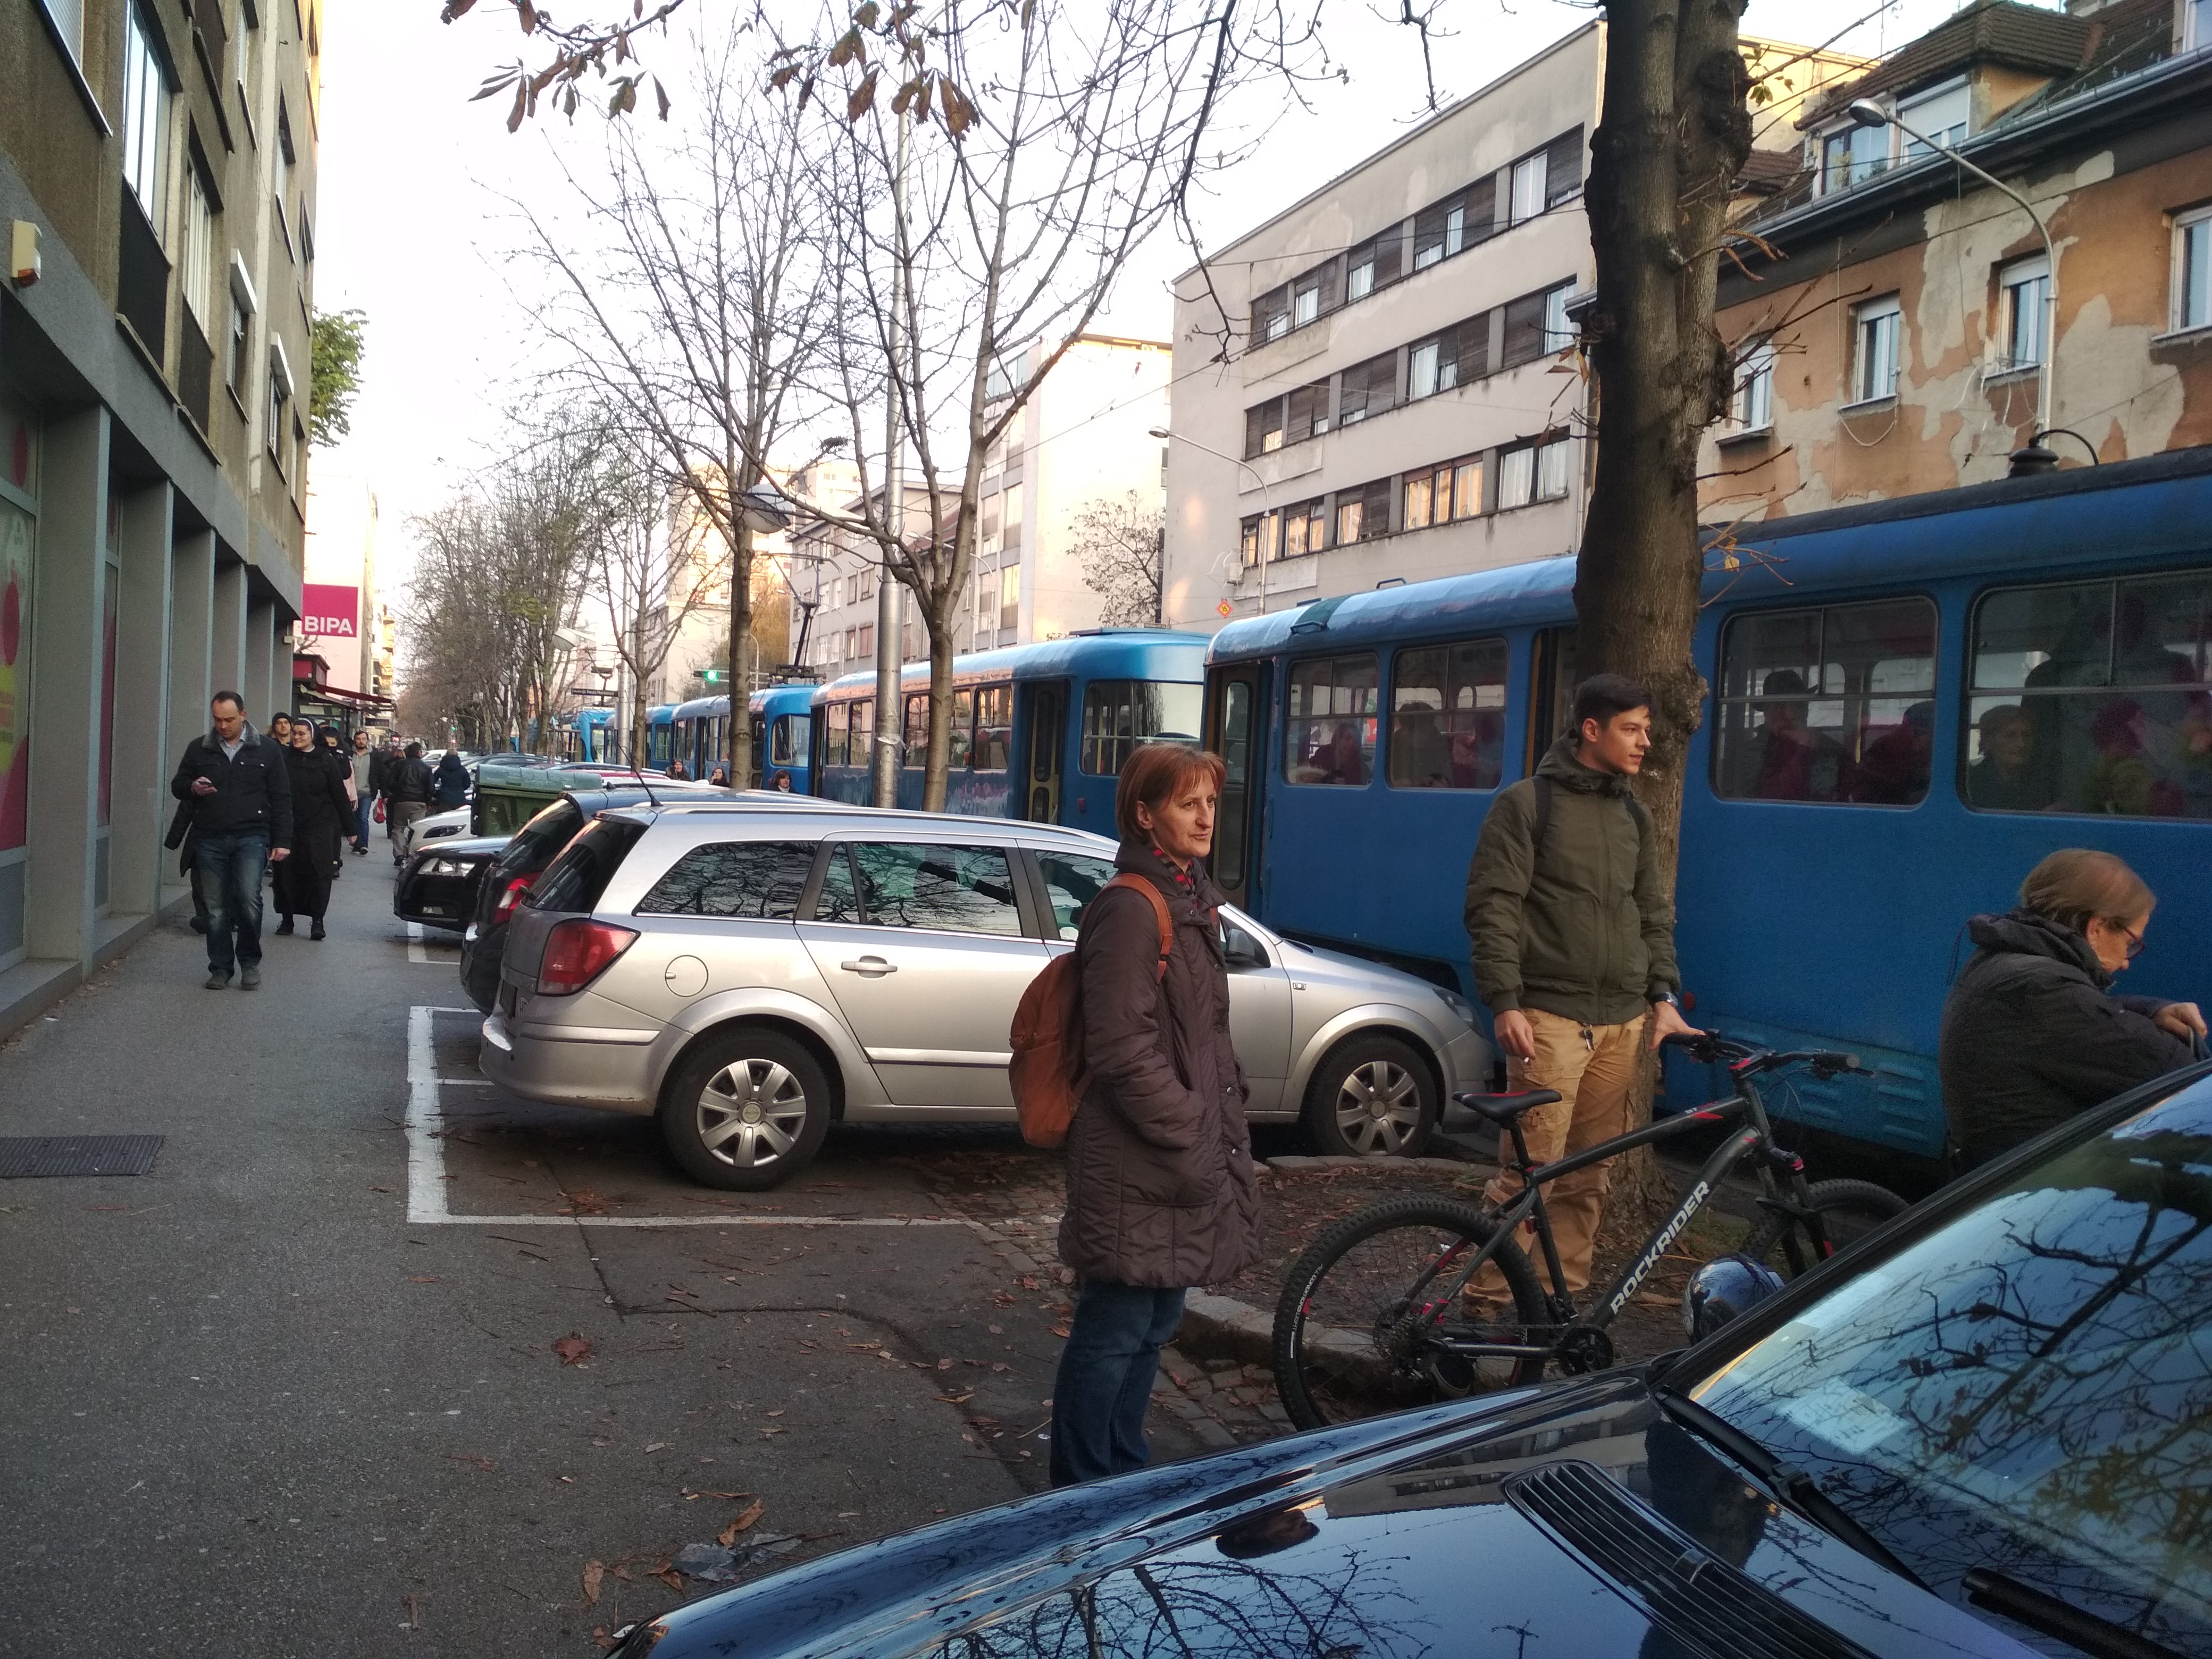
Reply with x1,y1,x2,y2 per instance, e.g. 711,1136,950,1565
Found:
118,194,169,365
179,313,214,434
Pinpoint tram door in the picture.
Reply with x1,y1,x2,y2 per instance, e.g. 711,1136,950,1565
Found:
1527,627,1579,775
747,711,767,789
1023,682,1066,822
1205,661,1267,909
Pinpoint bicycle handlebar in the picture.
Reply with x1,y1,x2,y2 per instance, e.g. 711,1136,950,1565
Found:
1661,1031,1870,1080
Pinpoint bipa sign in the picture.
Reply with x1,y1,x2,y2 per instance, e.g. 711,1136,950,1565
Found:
301,583,360,640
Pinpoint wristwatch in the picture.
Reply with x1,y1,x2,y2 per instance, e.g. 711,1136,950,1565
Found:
1652,991,1682,1009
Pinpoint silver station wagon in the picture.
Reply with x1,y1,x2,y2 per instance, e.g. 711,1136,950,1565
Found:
479,802,1490,1189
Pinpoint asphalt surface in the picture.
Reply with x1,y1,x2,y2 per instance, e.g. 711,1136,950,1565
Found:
0,851,1110,1656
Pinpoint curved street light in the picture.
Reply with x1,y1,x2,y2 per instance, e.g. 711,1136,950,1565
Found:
1844,98,2059,471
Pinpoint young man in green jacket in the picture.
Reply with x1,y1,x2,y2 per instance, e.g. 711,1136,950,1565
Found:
1463,673,1697,1296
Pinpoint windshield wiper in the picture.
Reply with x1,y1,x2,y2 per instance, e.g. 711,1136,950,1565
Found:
1965,1569,2189,1659
1650,1387,1928,1590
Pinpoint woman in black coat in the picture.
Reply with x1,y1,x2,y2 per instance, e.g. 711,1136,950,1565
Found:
1940,848,2205,1169
432,750,471,811
275,719,353,940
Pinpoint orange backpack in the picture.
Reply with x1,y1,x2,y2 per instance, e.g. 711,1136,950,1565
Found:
1008,874,1174,1149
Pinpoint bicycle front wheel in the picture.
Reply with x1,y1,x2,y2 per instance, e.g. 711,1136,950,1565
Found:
1271,1196,1548,1432
1739,1178,1908,1280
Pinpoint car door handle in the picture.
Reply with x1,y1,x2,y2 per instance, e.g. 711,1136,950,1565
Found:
840,957,898,977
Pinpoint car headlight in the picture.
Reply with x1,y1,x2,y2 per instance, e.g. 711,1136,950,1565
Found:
1432,986,1475,1027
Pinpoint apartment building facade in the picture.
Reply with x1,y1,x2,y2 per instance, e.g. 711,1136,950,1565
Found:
1700,0,2212,523
795,333,1171,678
1,0,319,1027
1162,23,1865,631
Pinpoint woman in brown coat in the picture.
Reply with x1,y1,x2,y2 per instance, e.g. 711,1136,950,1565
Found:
1050,742,1260,1486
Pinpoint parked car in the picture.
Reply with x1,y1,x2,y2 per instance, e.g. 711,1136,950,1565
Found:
398,804,472,861
608,1059,2212,1659
456,783,749,1015
393,835,506,933
479,802,1491,1188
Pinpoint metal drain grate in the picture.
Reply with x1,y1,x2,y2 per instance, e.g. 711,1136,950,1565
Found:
0,1135,165,1179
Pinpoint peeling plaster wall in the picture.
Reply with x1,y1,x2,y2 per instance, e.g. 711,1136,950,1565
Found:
1703,144,2212,523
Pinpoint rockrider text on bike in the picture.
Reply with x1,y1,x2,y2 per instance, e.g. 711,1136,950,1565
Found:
1462,674,1698,1296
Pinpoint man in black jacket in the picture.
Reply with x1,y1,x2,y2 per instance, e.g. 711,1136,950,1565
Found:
386,742,435,865
170,692,292,990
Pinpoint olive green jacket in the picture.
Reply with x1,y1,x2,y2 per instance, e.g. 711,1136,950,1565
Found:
1463,735,1679,1027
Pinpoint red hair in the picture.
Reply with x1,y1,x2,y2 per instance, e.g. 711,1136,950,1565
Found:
1114,743,1226,844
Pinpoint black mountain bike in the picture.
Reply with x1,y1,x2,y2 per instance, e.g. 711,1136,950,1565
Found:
1271,1034,1908,1430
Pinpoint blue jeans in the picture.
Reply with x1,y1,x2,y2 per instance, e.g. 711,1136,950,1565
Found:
354,794,374,850
1049,1279,1186,1486
195,831,269,975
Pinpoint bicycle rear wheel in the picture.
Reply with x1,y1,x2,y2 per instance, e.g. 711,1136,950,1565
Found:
1272,1196,1548,1432
1739,1178,1908,1279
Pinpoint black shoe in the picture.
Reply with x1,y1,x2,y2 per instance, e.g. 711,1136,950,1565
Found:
204,971,231,990
275,917,295,935
311,922,327,941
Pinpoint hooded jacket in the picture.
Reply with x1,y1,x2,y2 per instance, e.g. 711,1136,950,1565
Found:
1940,908,2197,1167
432,752,471,810
1058,843,1260,1289
1463,735,1678,1027
169,721,294,849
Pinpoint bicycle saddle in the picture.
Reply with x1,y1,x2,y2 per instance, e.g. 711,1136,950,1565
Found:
1453,1088,1564,1124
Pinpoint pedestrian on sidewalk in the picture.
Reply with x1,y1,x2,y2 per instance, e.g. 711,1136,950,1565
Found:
348,730,376,854
374,736,404,849
274,718,351,940
169,692,292,990
1940,849,2205,1170
432,748,471,811
164,793,209,934
1050,741,1258,1487
1462,675,1697,1301
386,741,435,862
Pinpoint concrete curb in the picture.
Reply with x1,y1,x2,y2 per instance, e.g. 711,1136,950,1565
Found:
1175,1289,1274,1368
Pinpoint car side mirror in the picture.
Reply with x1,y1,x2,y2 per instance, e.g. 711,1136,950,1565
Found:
1221,925,1268,971
1680,1254,1785,1343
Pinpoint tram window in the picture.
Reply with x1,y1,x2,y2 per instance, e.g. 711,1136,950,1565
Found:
904,694,930,769
636,841,815,920
1080,680,1204,776
1965,571,2212,818
1285,655,1380,785
771,715,809,767
1713,597,1937,805
974,685,1013,770
949,690,975,769
824,704,850,768
1390,639,1507,789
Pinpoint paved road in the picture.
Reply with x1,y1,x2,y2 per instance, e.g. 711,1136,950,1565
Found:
0,853,1133,1655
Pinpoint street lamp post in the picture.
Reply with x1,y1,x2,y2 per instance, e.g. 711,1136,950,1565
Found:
1149,426,1276,615
1844,99,2058,471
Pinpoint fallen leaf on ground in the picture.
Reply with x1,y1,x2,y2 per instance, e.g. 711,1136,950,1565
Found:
936,1391,975,1405
684,1488,752,1501
408,1276,440,1284
765,1410,784,1418
581,1560,605,1605
643,1442,670,1453
718,1497,766,1545
1050,1325,1071,1338
553,1334,594,1366
443,1452,496,1472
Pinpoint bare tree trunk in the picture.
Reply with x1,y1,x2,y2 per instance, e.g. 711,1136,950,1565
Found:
727,514,756,784
1579,0,1752,1222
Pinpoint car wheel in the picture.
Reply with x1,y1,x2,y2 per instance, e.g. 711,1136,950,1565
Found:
659,1027,831,1191
1303,1033,1437,1158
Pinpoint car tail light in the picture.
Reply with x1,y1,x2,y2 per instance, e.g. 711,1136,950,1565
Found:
493,874,537,920
537,920,638,996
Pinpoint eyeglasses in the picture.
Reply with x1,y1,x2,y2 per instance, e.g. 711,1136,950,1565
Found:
2109,919,2148,959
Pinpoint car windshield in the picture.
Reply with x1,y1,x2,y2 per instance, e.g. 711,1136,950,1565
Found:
1692,1077,2212,1652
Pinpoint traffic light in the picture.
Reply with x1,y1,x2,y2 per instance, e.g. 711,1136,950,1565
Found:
697,667,726,684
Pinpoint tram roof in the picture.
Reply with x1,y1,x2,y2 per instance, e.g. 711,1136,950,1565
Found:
814,630,1211,702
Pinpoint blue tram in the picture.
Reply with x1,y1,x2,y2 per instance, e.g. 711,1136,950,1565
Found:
1203,448,2212,1159
809,630,1209,840
660,687,817,789
562,706,618,765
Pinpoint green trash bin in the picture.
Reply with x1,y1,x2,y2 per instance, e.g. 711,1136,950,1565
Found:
472,765,602,840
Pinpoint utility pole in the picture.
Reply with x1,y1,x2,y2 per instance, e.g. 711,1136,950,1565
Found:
870,107,911,808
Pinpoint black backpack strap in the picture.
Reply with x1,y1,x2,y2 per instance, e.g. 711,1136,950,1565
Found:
1530,775,1553,875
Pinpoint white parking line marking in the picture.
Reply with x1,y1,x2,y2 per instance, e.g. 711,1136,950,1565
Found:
405,921,457,965
404,1006,976,1230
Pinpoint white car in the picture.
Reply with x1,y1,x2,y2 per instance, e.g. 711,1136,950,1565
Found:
399,805,472,861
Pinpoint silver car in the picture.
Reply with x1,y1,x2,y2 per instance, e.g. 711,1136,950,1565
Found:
479,802,1490,1189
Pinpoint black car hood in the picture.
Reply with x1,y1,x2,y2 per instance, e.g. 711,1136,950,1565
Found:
622,1372,2034,1658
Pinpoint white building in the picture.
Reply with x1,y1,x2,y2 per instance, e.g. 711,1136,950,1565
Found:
1163,22,1864,631
794,333,1172,675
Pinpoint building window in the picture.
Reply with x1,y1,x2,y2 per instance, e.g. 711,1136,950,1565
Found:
1412,177,1495,271
1333,478,1391,545
1730,338,1774,432
1401,458,1479,530
1537,437,1568,501
1714,598,1939,806
2188,0,2209,50
998,563,1019,630
1501,281,1573,370
1239,510,1277,567
181,165,215,328
1407,338,1444,401
1498,438,1566,509
1509,149,1548,225
228,299,252,392
1899,80,1968,157
1344,231,1400,302
40,0,85,61
1819,122,1888,195
1285,656,1379,785
1290,261,1335,326
1253,286,1291,343
1997,255,2050,372
1852,295,1903,404
1281,498,1326,557
1285,380,1329,443
2174,205,2211,334
1389,639,1508,790
1543,284,1576,353
857,623,873,657
1541,127,1585,208
1336,351,1398,426
266,356,291,471
1243,400,1283,459
122,5,170,226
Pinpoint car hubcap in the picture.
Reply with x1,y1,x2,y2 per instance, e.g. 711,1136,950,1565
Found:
696,1059,808,1168
1334,1060,1419,1155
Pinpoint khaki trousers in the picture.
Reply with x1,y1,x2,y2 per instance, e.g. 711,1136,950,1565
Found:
1477,1007,1647,1297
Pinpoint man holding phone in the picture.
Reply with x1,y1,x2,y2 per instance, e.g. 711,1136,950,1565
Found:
170,692,292,990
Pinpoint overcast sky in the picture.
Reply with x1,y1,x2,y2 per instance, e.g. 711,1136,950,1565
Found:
313,0,2025,600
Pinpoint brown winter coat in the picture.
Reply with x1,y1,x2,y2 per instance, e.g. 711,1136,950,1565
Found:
1058,843,1260,1289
